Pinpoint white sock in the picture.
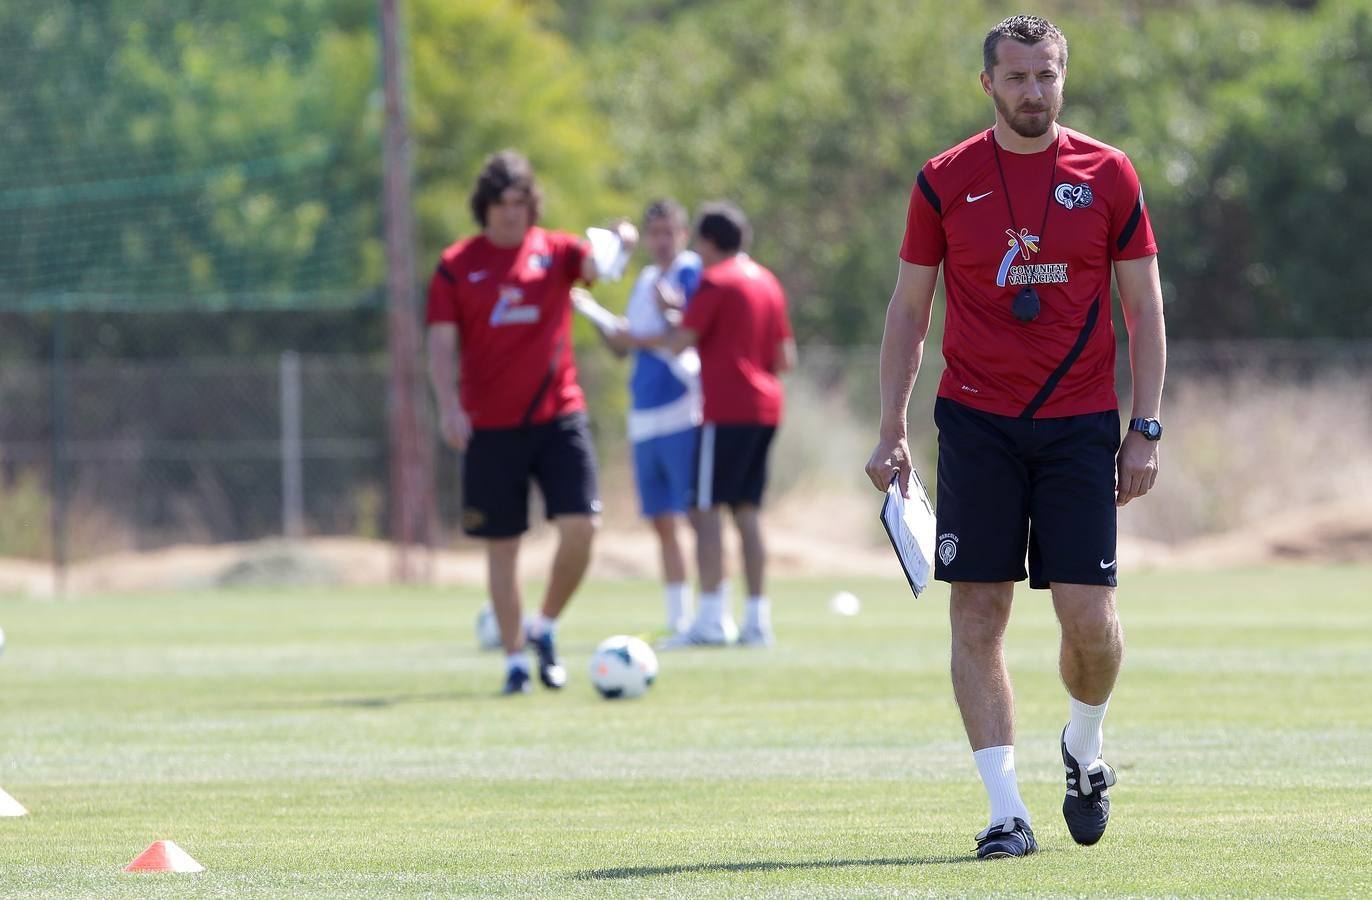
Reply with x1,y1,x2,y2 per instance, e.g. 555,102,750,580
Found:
973,745,1031,826
506,651,528,673
697,586,727,625
745,595,771,631
1064,695,1110,764
665,582,692,633
527,613,555,640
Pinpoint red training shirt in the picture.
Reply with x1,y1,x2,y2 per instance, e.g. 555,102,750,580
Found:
426,227,589,429
682,254,794,426
900,126,1157,419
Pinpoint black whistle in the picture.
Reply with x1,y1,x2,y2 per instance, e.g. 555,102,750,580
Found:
1012,286,1041,323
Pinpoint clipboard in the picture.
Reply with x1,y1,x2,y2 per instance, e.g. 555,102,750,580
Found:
879,468,937,597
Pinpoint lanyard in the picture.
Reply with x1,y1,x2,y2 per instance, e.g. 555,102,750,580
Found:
991,128,1062,260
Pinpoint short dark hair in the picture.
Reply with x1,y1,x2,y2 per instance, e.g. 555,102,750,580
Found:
643,198,688,231
469,149,542,227
695,201,751,254
983,15,1068,74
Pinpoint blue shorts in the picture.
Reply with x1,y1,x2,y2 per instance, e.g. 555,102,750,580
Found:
633,427,699,518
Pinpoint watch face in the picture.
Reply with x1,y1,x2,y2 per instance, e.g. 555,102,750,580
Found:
1147,421,1161,439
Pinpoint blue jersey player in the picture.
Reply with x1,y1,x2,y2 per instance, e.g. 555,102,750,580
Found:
604,199,703,634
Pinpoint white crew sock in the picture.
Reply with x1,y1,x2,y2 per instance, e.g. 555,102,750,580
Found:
665,582,692,634
1064,695,1110,764
527,613,555,640
697,586,727,626
745,595,771,631
505,651,528,673
973,745,1032,826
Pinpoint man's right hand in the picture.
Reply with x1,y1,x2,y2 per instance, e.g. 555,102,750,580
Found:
866,434,913,498
439,403,473,451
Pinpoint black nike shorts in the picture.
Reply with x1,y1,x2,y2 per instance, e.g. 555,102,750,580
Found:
461,411,601,538
693,422,776,509
933,397,1120,590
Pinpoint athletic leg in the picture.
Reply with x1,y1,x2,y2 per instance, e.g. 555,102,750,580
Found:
950,581,1017,751
732,503,764,598
951,580,1032,830
538,514,598,620
733,503,772,644
1052,582,1122,762
487,536,524,654
652,513,692,633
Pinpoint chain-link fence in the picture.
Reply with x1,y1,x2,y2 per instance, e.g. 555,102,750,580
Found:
5,337,1371,571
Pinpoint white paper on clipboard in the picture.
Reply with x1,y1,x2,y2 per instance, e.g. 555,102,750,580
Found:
879,468,937,597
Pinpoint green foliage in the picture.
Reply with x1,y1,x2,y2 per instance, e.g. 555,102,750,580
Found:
2,0,1370,360
569,0,1372,341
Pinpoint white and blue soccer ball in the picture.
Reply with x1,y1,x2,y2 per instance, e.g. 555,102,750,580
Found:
474,604,501,651
589,635,658,699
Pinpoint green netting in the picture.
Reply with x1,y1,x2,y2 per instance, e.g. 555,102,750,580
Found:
0,0,384,313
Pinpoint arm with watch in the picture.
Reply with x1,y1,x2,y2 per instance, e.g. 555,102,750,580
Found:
1114,254,1167,508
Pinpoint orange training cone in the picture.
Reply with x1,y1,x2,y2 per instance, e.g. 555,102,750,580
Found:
0,787,27,817
123,840,205,873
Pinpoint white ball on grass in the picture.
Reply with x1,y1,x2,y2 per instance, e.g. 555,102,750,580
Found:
828,591,861,616
589,635,658,699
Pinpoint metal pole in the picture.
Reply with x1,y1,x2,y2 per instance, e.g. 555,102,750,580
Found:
280,351,305,540
379,0,434,580
49,307,67,598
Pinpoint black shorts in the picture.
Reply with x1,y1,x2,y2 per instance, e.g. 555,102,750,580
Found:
461,411,600,538
933,397,1120,590
694,423,776,509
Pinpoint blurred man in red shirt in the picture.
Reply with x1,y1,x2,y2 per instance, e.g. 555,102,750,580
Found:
659,202,796,648
426,149,636,695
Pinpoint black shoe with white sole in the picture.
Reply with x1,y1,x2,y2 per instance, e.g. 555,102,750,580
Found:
975,817,1038,859
1061,726,1118,845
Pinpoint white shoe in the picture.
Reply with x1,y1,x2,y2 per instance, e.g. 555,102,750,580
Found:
738,623,773,647
658,616,738,649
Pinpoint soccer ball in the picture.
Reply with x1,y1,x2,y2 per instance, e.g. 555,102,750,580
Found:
474,604,501,651
589,635,658,699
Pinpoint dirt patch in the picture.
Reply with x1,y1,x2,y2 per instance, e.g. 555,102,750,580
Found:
2,503,1369,598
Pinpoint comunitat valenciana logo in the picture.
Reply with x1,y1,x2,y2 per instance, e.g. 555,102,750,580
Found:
489,286,540,326
995,227,1070,288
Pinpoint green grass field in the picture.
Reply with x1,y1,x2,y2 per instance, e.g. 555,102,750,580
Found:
1,565,1370,897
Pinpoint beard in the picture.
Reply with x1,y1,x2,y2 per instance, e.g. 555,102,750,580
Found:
992,87,1061,139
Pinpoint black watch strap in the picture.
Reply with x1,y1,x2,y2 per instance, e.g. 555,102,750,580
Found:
1128,417,1163,440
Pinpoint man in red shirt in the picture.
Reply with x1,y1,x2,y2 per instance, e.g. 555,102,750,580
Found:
426,149,636,695
659,202,797,648
865,16,1167,859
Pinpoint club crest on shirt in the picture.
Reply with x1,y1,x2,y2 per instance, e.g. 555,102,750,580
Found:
995,227,1070,288
490,286,540,326
526,253,553,273
1054,182,1094,210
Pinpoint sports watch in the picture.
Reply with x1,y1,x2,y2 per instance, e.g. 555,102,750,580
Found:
1128,417,1163,441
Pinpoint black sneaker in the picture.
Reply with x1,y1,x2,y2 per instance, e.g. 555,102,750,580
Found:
502,666,532,695
1061,726,1118,845
526,626,567,689
975,816,1038,859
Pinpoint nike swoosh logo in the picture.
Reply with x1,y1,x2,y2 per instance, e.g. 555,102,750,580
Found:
468,271,488,283
966,190,994,203
1099,559,1116,569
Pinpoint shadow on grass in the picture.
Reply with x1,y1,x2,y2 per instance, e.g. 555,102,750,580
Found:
239,690,488,710
575,854,984,880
